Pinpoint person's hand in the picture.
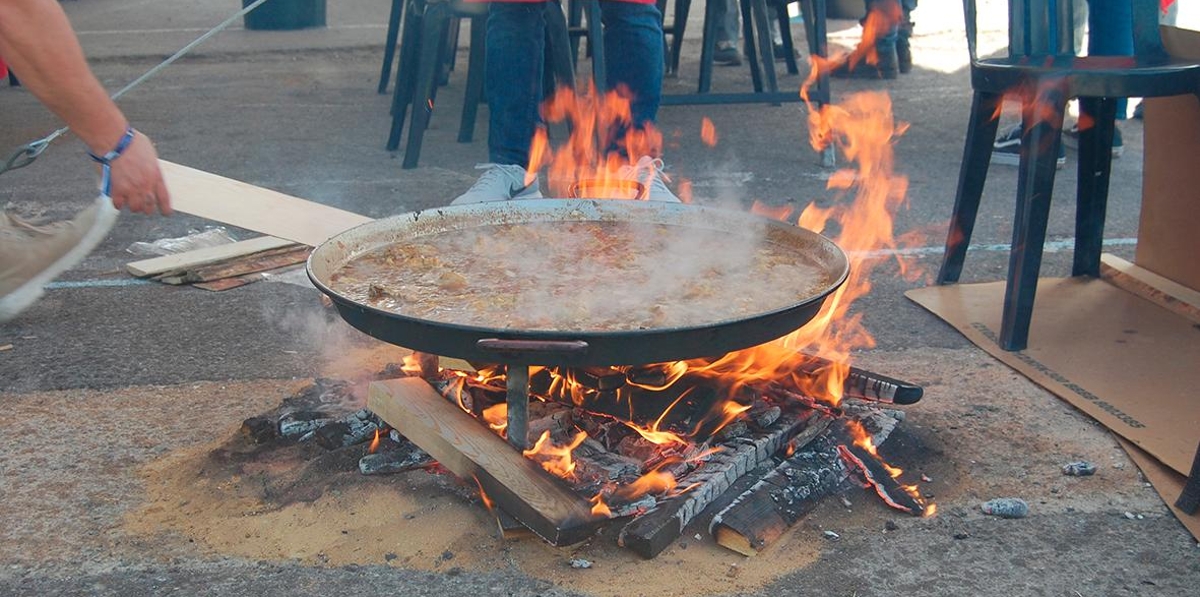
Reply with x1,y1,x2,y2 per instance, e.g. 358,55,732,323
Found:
103,130,172,215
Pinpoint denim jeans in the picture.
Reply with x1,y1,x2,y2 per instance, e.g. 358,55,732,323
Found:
863,0,917,50
486,1,665,166
1085,0,1134,118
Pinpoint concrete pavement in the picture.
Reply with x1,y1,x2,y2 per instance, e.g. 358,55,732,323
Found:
1,1,1194,596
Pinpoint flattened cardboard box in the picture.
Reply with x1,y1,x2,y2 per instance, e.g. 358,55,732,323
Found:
907,276,1200,539
1138,26,1200,291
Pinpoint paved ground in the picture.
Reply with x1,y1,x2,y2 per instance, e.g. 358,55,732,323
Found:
1,1,1195,596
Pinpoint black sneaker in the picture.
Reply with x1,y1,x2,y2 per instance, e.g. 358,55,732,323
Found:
714,43,742,66
1062,123,1124,158
991,125,1066,169
773,43,799,61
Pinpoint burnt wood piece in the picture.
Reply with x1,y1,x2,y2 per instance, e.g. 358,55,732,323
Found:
358,441,434,475
155,245,310,284
240,416,277,444
278,411,338,440
570,367,628,391
709,410,906,556
368,378,601,546
494,508,535,540
711,438,846,556
573,437,643,484
837,444,925,515
314,409,382,450
617,409,820,559
793,354,924,405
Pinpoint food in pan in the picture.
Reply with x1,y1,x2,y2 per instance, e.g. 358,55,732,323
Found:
328,220,837,332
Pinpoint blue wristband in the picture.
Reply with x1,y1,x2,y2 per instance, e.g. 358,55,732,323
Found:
88,125,136,197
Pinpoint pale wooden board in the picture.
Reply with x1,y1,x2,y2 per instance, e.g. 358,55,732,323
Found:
1100,254,1200,325
160,160,373,247
367,378,599,545
126,236,296,277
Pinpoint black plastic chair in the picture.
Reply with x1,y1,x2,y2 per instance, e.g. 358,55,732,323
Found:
936,0,1200,351
386,0,577,169
660,0,829,113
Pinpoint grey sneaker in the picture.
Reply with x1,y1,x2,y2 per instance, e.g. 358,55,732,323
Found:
450,163,543,205
0,196,119,322
617,156,681,203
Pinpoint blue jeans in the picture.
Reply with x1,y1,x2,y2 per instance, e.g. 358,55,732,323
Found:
486,1,665,166
863,0,916,50
1086,0,1134,118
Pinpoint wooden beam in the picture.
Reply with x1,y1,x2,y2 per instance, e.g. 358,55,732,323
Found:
126,236,296,277
159,160,373,247
367,378,600,546
1100,253,1200,325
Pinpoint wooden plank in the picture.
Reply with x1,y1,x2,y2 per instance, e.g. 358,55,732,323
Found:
180,245,310,283
710,409,906,556
617,409,819,559
192,272,266,292
367,378,601,546
160,160,373,247
126,236,295,277
1100,253,1200,325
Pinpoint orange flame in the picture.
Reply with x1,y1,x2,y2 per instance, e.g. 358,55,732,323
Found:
368,428,381,454
529,84,673,200
522,430,588,479
473,475,495,513
700,117,718,147
482,403,508,434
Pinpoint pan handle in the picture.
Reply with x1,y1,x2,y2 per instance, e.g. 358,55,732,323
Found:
476,338,590,359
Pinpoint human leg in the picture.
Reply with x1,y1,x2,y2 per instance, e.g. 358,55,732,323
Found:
599,0,677,202
454,2,546,204
599,0,665,132
0,197,118,322
713,0,742,64
486,2,547,167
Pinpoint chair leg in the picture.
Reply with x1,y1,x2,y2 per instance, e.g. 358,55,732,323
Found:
750,0,780,99
387,0,425,151
403,3,451,169
1176,440,1200,514
546,2,577,92
458,15,488,144
1073,96,1118,278
378,0,406,94
586,0,606,93
999,94,1068,351
776,1,799,75
938,90,1004,285
739,0,764,93
698,0,720,93
669,0,692,77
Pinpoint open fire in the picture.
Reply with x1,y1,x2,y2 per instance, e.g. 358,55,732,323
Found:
244,2,933,558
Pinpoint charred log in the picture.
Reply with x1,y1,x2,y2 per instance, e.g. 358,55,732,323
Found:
709,408,907,556
617,409,820,559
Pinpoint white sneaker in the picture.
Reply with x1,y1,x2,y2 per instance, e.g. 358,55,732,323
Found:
0,196,119,322
450,163,543,205
617,156,681,203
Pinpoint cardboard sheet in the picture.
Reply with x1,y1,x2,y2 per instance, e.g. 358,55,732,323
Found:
906,277,1200,472
907,277,1200,538
1116,437,1200,540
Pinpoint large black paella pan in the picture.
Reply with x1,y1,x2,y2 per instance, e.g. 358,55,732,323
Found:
307,199,849,367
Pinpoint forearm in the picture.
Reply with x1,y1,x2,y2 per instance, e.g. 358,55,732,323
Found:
0,0,129,154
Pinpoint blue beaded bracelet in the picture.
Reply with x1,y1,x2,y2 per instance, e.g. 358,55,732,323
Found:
88,125,136,197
